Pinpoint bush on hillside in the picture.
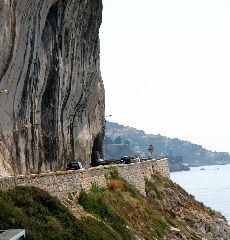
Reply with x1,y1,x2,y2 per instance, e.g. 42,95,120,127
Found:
78,191,133,240
0,186,121,240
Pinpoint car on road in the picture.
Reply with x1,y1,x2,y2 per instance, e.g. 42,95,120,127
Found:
91,159,106,167
120,156,140,164
130,156,141,163
66,162,84,170
120,156,130,164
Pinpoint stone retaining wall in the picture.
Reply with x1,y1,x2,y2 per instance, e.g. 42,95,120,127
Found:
0,158,169,197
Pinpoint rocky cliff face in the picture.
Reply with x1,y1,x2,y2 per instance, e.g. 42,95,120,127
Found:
0,0,104,176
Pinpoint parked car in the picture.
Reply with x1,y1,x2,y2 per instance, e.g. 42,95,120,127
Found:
98,159,106,165
121,156,141,164
120,156,130,164
66,162,84,170
91,159,105,167
134,156,141,162
130,156,141,163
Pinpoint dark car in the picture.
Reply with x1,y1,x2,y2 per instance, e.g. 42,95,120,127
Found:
120,156,130,164
121,156,141,164
66,162,84,170
91,159,105,167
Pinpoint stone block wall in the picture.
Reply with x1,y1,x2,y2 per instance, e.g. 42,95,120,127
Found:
0,158,169,197
116,158,169,196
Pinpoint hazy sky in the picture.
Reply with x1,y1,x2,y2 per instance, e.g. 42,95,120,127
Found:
100,0,230,153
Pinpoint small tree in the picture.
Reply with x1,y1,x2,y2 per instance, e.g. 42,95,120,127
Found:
124,140,130,146
114,136,122,144
105,136,113,144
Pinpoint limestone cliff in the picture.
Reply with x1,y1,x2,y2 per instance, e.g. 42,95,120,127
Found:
0,0,104,176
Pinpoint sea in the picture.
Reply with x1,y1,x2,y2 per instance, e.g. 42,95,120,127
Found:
170,164,230,223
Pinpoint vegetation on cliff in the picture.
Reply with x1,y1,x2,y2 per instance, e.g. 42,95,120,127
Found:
77,168,229,240
0,187,119,240
0,170,229,240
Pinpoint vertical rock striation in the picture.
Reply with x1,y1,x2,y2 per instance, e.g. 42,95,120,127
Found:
0,0,104,176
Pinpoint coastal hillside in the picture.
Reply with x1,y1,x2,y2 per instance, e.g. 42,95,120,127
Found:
1,169,229,240
105,121,230,167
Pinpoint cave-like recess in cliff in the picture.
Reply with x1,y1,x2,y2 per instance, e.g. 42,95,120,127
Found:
91,134,104,166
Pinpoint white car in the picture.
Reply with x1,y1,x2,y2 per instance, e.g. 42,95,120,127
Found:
130,156,141,163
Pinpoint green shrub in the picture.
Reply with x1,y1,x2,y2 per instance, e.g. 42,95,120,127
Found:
91,183,106,194
109,167,121,179
123,181,140,199
78,191,133,240
145,179,163,200
152,173,162,181
154,217,168,229
0,186,123,240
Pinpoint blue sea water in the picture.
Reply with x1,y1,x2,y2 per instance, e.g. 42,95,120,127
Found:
170,164,230,223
